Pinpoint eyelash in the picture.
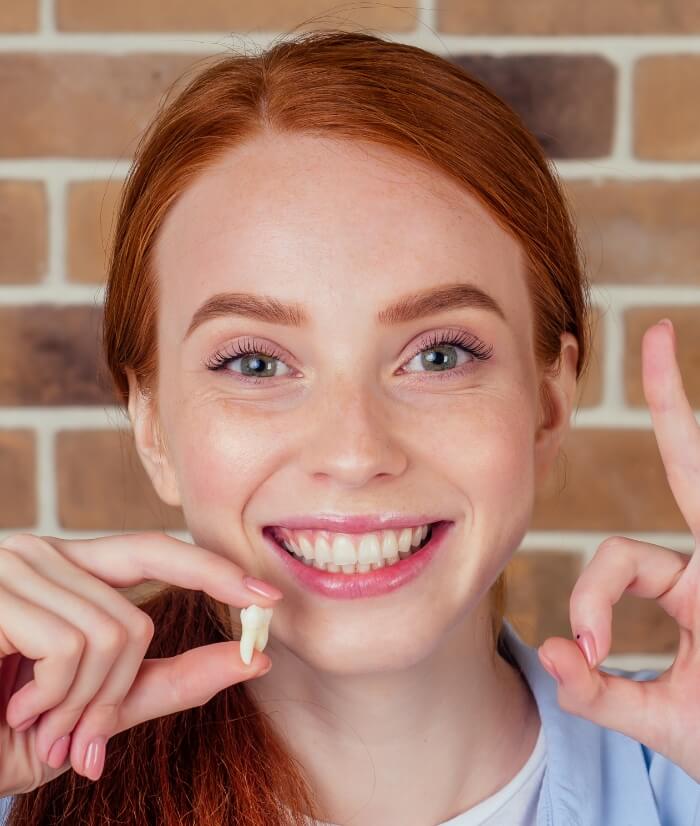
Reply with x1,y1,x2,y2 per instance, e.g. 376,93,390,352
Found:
204,330,494,385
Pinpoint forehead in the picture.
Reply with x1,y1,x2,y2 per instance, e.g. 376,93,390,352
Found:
153,132,530,339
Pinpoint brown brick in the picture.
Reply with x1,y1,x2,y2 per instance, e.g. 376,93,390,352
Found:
564,179,700,285
452,54,615,158
505,549,678,655
67,179,123,283
533,429,687,532
575,304,604,409
0,430,36,530
57,0,414,32
0,305,116,405
0,53,202,158
635,56,700,160
0,181,47,284
56,429,186,531
504,550,583,644
437,1,700,34
623,308,700,409
0,2,38,32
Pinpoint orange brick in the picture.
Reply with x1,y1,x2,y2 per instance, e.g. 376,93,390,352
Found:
533,429,687,532
635,56,700,160
0,180,47,284
0,305,116,405
564,179,700,285
453,54,615,159
437,0,700,34
506,548,678,655
0,53,202,158
56,0,414,32
623,308,700,409
67,179,124,283
505,550,583,644
0,1,38,32
0,430,36,530
56,430,186,531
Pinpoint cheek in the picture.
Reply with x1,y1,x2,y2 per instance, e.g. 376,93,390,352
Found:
173,404,282,512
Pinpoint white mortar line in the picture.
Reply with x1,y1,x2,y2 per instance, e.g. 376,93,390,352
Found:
37,424,57,532
1,30,700,53
37,0,53,33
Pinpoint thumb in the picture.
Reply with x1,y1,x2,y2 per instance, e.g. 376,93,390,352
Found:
538,636,656,745
115,641,271,735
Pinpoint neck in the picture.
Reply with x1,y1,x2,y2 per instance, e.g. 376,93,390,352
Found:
246,607,541,826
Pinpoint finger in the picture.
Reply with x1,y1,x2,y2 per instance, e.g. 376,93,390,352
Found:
0,554,134,771
54,610,153,775
0,576,82,727
113,640,271,735
538,636,672,755
27,532,283,609
0,534,160,769
642,320,700,537
567,535,690,667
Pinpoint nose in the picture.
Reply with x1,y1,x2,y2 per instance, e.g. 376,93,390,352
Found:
297,378,408,488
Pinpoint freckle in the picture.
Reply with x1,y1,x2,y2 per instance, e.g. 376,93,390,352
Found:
576,634,580,639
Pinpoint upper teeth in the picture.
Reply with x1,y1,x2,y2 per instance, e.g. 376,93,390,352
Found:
274,523,431,566
239,604,273,666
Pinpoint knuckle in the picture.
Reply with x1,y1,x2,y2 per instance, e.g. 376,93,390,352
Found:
93,621,128,657
597,536,627,556
129,610,155,644
58,628,86,659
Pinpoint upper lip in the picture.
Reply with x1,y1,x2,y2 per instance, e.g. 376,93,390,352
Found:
264,514,449,533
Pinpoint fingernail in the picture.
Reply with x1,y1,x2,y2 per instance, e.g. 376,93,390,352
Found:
658,318,673,330
243,576,283,600
576,629,598,669
47,735,71,769
15,713,39,732
83,736,106,781
540,652,563,684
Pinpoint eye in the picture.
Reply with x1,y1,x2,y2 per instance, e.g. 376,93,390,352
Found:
399,329,493,378
204,337,295,384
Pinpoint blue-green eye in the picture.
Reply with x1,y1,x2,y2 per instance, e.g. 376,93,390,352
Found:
400,329,494,377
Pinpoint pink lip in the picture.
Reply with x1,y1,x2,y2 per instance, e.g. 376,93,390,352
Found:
264,513,448,533
262,520,453,599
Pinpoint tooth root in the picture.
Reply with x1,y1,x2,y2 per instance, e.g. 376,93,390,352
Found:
240,606,273,665
239,620,256,665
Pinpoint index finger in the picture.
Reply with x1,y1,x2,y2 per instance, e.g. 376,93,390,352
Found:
642,320,700,536
35,532,283,608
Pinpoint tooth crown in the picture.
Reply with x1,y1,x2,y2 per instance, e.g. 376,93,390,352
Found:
277,524,429,564
239,604,274,666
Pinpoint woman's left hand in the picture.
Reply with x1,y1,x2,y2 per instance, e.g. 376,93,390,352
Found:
537,318,700,783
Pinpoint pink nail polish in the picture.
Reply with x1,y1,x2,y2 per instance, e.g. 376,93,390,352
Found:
47,735,71,769
243,576,283,600
540,653,563,684
576,630,598,668
83,736,106,780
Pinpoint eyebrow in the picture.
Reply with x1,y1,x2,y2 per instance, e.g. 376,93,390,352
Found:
183,281,506,342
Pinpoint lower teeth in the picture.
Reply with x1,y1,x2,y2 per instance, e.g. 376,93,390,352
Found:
282,525,434,574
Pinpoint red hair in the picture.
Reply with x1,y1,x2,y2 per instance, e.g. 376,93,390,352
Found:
9,29,591,825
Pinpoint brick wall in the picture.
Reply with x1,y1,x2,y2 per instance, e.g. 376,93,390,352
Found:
1,1,698,670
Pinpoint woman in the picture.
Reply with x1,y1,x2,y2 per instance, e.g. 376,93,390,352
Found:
0,29,698,825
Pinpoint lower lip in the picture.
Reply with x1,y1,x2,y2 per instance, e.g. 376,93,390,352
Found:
262,521,453,600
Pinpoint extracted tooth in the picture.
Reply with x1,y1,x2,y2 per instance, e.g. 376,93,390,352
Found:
239,604,274,666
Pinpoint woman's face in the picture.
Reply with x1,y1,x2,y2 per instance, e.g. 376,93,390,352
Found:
134,131,577,673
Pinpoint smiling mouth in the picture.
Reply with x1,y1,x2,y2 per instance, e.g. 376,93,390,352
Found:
266,521,440,574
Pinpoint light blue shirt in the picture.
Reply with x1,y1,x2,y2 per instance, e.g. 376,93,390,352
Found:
0,618,698,825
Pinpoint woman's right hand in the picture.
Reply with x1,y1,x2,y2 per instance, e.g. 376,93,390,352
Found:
0,531,282,796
